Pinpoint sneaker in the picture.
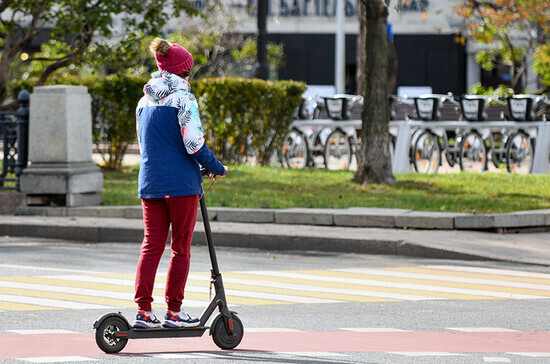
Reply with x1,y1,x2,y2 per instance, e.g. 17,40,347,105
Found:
164,309,200,328
133,310,162,328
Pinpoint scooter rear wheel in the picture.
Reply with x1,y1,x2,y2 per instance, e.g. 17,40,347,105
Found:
95,316,129,353
211,313,244,350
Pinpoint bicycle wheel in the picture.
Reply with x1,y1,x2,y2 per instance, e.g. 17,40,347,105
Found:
506,131,534,174
280,128,309,169
412,130,441,174
459,132,487,173
323,129,352,170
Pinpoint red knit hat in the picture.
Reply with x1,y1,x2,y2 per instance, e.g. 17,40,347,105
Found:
154,44,194,75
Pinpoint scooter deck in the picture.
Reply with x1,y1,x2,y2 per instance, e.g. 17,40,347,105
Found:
115,326,209,339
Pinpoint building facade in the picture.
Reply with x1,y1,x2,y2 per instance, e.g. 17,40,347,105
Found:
219,0,513,96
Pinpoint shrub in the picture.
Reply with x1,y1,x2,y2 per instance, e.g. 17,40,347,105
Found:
11,76,305,169
193,77,306,164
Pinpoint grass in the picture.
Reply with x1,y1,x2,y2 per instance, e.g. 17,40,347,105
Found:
101,164,550,214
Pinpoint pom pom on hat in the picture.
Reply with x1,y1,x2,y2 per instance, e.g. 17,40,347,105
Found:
153,42,194,75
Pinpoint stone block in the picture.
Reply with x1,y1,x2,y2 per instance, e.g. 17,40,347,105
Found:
29,85,93,163
494,210,548,228
333,208,411,227
455,210,550,229
0,193,24,215
196,208,217,221
69,206,126,218
124,207,143,219
214,207,275,223
396,211,470,229
275,208,335,225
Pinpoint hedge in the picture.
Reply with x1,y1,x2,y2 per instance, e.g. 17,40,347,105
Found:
11,75,306,170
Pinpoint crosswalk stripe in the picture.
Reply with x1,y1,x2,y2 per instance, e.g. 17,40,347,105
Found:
43,274,332,304
0,287,134,308
2,264,550,312
0,301,57,311
426,265,550,282
386,266,550,287
0,276,203,307
201,272,438,301
0,294,110,309
36,275,290,306
332,268,550,298
227,270,537,300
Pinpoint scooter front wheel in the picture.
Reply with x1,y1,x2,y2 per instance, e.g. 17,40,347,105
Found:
95,316,129,353
211,313,244,350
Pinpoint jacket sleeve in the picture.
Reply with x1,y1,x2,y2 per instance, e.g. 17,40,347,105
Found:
177,93,225,175
192,143,226,176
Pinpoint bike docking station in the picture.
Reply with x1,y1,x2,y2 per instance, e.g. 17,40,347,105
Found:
288,92,550,175
93,169,243,354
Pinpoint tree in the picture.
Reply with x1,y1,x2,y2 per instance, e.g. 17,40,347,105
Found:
0,0,198,108
352,0,397,185
455,0,550,92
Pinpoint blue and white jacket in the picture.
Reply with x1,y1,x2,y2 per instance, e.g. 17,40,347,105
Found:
136,70,225,199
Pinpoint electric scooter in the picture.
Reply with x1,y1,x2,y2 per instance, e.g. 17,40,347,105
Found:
93,169,243,353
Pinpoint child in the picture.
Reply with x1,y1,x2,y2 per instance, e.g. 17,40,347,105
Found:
133,38,227,328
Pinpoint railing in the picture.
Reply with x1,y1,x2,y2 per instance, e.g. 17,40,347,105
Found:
290,118,550,174
0,90,30,191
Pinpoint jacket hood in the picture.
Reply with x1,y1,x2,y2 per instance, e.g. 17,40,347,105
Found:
144,70,190,101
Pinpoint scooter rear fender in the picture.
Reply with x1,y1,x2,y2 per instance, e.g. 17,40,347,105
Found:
93,312,130,330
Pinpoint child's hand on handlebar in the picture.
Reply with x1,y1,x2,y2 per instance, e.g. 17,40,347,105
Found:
209,166,228,180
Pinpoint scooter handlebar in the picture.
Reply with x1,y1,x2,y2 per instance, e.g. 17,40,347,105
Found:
200,167,228,177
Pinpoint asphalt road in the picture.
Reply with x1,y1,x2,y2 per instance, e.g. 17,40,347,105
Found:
2,236,550,363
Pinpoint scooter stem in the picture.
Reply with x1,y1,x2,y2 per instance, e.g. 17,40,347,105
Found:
199,186,221,277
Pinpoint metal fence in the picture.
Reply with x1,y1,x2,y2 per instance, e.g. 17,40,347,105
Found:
0,90,29,191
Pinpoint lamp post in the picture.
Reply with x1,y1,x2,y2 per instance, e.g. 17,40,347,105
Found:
335,0,346,94
255,0,269,80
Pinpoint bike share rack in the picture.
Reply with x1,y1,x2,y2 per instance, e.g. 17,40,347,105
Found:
290,118,550,174
390,120,550,174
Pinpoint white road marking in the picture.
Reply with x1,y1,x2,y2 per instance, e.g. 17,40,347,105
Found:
0,294,110,310
245,328,303,332
335,268,550,297
388,351,467,356
340,328,412,332
19,356,99,363
7,329,78,334
239,270,544,299
428,265,550,280
507,352,550,357
447,327,520,332
40,274,340,304
483,357,511,363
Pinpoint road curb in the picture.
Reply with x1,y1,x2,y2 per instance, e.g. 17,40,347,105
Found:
15,206,550,231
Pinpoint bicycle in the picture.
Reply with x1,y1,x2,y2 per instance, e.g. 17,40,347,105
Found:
411,93,465,174
322,94,362,170
505,94,548,174
458,95,502,173
281,94,323,169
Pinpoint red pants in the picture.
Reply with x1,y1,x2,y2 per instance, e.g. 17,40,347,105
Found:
134,195,199,312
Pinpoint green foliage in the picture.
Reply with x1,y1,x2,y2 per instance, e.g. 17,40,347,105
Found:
0,0,200,104
467,82,514,98
456,0,550,90
193,77,306,164
10,75,305,169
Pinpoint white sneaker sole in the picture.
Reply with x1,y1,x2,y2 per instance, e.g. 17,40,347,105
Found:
163,321,200,328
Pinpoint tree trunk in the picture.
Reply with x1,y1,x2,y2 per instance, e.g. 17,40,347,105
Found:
356,0,366,97
352,0,396,185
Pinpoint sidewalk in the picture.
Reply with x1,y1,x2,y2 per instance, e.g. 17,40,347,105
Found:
1,205,549,266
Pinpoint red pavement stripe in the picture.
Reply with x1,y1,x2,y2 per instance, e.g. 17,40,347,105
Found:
2,331,550,360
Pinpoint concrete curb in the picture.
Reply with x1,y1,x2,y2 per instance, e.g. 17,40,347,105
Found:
15,206,550,231
0,216,504,263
